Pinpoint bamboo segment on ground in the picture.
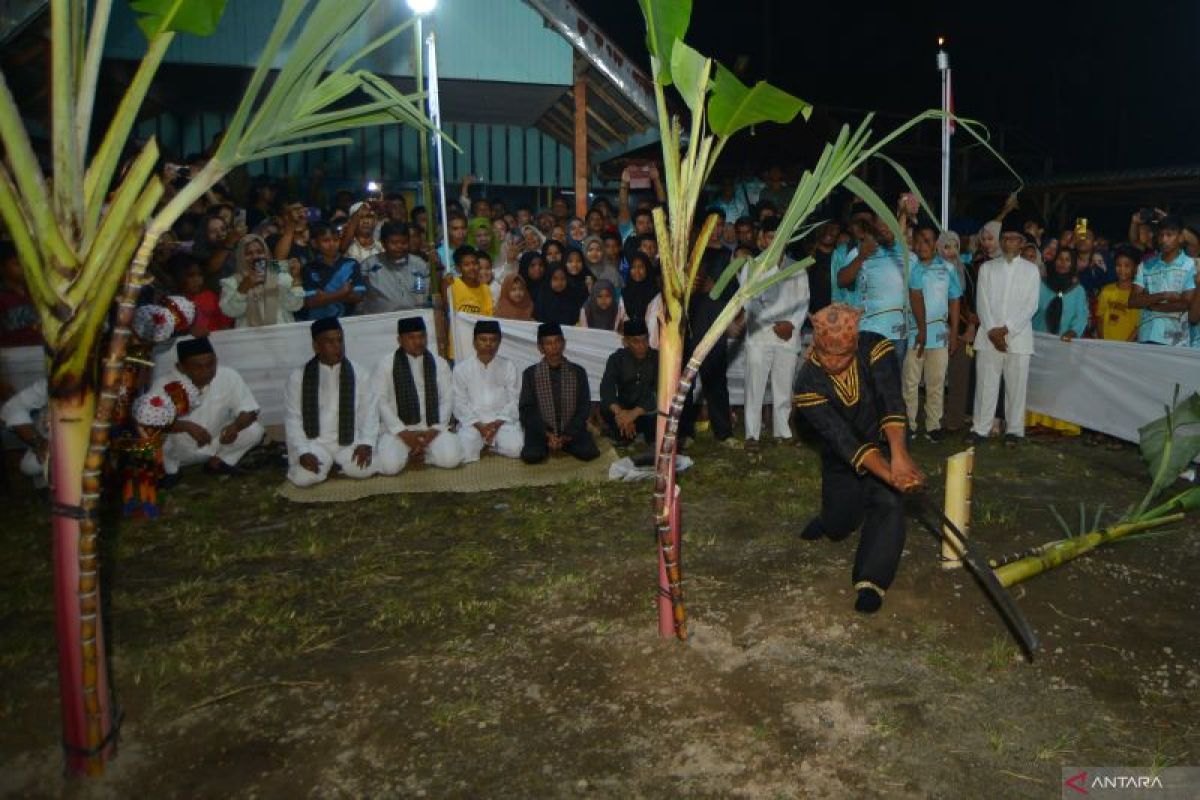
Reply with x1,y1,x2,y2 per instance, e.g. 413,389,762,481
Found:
941,448,973,569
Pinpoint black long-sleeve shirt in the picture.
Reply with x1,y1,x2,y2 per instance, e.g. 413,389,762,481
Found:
599,348,658,412
519,361,591,438
793,332,907,473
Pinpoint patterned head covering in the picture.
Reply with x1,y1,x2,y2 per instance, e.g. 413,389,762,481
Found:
163,295,196,333
132,304,175,343
810,302,862,358
136,377,201,428
133,392,175,428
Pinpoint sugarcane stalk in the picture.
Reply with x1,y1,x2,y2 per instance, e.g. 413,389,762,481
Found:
994,513,1185,588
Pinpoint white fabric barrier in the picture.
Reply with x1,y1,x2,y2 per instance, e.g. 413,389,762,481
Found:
0,310,435,429
5,320,1195,441
1026,332,1200,443
451,310,754,403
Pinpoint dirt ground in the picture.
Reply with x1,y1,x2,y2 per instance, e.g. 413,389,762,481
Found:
1,431,1197,798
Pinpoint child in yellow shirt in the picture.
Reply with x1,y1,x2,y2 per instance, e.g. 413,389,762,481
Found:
1096,246,1141,342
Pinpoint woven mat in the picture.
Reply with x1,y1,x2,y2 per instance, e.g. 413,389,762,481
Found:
276,442,619,503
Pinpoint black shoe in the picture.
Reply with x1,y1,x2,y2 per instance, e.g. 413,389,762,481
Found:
800,518,825,541
1003,434,1022,448
964,431,984,445
925,428,946,443
854,588,883,614
159,472,182,490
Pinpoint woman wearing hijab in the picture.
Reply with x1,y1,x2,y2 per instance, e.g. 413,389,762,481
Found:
519,223,546,256
583,235,623,291
1027,248,1087,436
534,265,585,326
518,251,548,299
579,279,625,331
542,239,566,269
469,217,499,262
495,273,535,321
567,217,587,249
562,247,594,303
218,234,305,327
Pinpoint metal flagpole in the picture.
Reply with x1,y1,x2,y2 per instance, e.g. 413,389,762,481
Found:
937,39,951,230
427,30,452,270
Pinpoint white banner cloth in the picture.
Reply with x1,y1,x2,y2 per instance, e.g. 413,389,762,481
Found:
1026,332,1200,442
4,323,1196,441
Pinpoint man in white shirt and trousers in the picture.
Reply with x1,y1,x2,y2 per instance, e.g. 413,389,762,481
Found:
373,315,463,473
969,215,1041,446
743,219,811,448
157,337,265,479
454,319,524,462
284,317,379,487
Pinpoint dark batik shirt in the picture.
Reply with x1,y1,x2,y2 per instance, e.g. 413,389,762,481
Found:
600,347,658,412
793,332,907,473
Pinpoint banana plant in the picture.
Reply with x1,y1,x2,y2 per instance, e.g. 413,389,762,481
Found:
637,0,1008,640
0,0,449,775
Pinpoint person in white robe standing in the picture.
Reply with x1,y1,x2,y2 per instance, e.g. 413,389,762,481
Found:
969,215,1041,446
284,317,378,487
743,218,810,447
157,337,265,478
454,319,524,462
373,315,464,473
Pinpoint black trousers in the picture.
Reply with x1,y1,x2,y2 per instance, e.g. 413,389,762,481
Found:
813,451,906,592
521,426,600,464
601,407,657,445
680,337,733,440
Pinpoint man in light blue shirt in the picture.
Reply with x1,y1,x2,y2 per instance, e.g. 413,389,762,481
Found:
838,214,909,365
1130,216,1196,346
903,225,962,439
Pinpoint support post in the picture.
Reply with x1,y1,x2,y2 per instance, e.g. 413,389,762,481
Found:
573,76,588,219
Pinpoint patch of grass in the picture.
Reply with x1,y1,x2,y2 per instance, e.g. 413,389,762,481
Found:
1036,732,1077,762
984,636,1021,671
982,722,1009,755
924,651,976,684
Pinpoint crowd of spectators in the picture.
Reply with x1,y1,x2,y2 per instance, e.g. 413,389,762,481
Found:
2,153,1199,489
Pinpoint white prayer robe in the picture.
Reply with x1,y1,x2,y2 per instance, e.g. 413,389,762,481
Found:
741,259,810,440
372,350,463,473
972,255,1041,438
452,355,524,462
156,366,264,474
0,379,48,486
284,359,379,487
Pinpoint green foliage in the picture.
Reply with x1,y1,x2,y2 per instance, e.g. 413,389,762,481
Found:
707,65,812,138
668,39,709,114
130,0,228,39
637,0,692,86
1135,389,1200,518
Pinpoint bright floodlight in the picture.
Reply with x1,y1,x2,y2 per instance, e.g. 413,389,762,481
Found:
406,0,437,13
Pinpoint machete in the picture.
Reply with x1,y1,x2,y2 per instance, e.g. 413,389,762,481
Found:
908,492,1040,661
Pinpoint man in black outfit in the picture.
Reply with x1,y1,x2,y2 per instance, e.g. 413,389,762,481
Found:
518,323,600,463
793,303,925,614
600,319,658,445
681,209,737,444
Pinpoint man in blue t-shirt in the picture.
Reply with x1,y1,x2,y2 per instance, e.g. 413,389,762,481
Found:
300,222,367,321
1130,216,1196,346
903,225,962,440
837,213,908,365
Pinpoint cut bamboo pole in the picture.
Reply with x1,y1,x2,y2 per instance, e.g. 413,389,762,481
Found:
941,448,973,569
993,513,1185,587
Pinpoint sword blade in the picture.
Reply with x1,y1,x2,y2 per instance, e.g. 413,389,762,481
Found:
910,495,1040,660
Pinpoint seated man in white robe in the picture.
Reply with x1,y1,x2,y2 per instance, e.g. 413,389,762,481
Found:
0,379,49,488
454,319,523,462
156,337,265,480
284,317,378,487
373,315,463,473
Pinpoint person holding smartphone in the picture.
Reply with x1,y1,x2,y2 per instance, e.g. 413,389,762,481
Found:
219,234,305,327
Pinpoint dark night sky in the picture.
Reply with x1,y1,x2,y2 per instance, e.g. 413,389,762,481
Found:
581,1,1200,176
